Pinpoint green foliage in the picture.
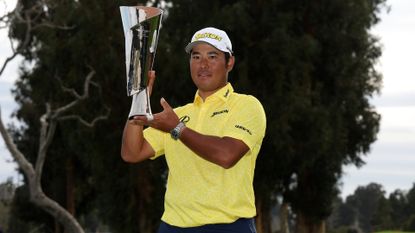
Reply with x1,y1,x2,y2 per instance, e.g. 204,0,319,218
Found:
329,183,415,233
376,232,415,233
6,0,386,232
8,0,165,231
405,217,415,231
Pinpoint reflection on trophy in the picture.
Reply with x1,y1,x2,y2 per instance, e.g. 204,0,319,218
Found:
120,6,163,119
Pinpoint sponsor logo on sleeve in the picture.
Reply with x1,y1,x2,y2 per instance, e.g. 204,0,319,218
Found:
235,124,252,135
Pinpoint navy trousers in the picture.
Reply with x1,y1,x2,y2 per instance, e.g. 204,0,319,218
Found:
157,218,257,233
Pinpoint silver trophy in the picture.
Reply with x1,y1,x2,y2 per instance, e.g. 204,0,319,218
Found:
120,6,163,119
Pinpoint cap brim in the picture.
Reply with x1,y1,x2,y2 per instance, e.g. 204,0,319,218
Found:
185,41,230,54
185,41,208,53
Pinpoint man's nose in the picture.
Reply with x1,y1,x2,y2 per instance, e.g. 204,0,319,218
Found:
200,57,209,68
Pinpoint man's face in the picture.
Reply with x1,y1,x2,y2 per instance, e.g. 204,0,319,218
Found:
190,43,234,99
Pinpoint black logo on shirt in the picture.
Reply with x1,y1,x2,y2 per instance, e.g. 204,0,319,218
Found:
224,89,230,98
211,109,229,117
235,125,252,135
180,115,190,123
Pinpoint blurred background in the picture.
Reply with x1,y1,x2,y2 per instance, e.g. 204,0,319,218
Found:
1,0,414,232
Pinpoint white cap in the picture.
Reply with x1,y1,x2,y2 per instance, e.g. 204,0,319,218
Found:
185,27,233,54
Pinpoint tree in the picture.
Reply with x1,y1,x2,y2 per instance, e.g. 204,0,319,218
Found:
4,0,167,232
346,183,386,233
144,0,386,232
404,215,415,231
388,189,407,230
0,58,105,233
406,183,415,217
0,179,15,232
0,0,117,232
2,0,387,232
371,195,392,231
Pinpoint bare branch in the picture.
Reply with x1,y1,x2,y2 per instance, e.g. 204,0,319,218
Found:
0,107,36,179
0,1,98,232
35,104,55,185
58,107,111,128
0,52,19,76
1,106,84,233
52,66,96,117
1,0,75,77
33,20,75,30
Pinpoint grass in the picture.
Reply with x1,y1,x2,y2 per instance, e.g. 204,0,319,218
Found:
376,231,415,233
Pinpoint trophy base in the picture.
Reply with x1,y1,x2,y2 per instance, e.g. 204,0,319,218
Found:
128,88,152,120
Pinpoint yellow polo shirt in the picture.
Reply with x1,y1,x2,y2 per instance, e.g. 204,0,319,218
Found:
143,83,266,227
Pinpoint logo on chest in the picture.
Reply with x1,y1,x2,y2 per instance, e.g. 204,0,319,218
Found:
211,109,229,118
179,115,190,123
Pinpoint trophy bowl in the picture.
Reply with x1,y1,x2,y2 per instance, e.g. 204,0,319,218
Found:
120,6,163,119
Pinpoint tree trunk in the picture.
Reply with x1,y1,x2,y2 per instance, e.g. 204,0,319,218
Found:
136,164,154,233
29,182,85,233
0,112,85,233
256,199,263,233
66,158,75,216
280,202,290,233
255,198,271,233
65,158,76,233
296,212,325,233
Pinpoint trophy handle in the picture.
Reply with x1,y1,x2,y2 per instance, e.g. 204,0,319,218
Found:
128,87,152,120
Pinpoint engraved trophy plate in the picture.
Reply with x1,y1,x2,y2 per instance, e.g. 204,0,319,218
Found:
120,6,163,119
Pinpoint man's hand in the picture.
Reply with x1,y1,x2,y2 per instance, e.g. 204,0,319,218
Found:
147,70,156,96
127,70,156,126
132,98,180,133
121,70,157,163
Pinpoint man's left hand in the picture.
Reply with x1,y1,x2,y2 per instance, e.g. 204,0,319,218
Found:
133,97,180,133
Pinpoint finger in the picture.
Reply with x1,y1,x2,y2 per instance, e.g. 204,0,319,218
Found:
147,70,156,95
131,115,149,125
160,97,172,111
146,114,154,122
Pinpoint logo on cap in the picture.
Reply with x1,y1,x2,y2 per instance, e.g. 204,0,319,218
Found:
194,32,223,42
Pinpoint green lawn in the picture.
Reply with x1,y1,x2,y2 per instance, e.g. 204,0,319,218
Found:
376,231,415,233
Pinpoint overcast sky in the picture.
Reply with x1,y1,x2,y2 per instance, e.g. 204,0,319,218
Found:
1,0,415,199
341,0,415,197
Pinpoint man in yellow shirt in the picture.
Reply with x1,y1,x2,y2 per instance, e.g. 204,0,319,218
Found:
121,27,266,233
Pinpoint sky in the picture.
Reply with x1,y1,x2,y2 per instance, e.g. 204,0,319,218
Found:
1,0,415,199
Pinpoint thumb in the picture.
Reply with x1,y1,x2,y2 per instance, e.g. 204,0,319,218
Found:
147,70,156,95
160,97,172,111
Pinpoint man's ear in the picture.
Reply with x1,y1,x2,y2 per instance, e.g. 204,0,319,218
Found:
227,56,235,72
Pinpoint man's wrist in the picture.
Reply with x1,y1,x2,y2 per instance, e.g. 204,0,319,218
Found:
170,122,186,140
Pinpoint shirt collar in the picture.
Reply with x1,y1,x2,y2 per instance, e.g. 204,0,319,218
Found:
193,83,234,105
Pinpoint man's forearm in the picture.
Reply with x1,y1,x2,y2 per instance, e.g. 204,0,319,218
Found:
179,127,249,169
121,121,148,163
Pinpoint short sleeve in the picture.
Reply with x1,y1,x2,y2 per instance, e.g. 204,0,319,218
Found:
223,96,266,151
143,127,166,159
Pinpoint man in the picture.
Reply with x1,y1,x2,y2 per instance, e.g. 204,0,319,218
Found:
121,27,266,233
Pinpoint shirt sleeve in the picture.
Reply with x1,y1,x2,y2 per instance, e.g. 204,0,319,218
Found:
222,95,266,151
143,127,166,160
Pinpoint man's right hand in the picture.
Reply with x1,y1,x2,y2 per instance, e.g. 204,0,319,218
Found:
120,70,157,163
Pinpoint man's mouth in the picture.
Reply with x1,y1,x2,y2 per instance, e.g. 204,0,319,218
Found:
198,71,211,78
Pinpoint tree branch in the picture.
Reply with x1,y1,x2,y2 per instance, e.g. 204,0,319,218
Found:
0,0,75,77
58,107,111,128
0,107,36,179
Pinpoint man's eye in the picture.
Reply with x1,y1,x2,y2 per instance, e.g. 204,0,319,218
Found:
208,54,217,59
192,55,200,59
